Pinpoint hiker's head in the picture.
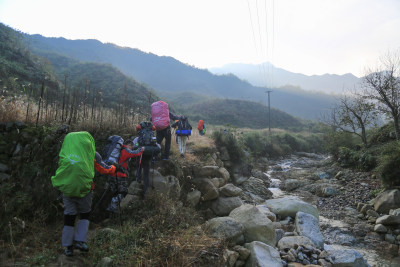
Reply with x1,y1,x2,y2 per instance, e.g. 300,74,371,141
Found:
124,140,134,149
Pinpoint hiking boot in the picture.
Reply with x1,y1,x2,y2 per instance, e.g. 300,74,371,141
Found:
64,245,74,256
74,241,89,252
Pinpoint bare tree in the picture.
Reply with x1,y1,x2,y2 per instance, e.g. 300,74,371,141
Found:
323,90,378,147
363,50,400,140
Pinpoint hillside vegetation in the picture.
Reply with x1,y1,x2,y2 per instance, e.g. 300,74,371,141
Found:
23,33,338,120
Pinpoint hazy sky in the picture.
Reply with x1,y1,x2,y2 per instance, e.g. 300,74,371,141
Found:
0,0,399,77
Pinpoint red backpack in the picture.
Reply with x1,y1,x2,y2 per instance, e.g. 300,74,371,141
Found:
151,101,170,130
197,120,204,131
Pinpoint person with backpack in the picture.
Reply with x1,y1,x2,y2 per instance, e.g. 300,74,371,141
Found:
133,121,161,195
106,139,144,214
150,101,180,160
51,131,118,257
197,119,206,135
172,116,192,158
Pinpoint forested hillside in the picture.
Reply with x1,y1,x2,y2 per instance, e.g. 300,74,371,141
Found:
23,34,338,120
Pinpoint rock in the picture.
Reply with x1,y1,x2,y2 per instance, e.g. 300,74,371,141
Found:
232,174,249,185
390,208,400,216
235,260,245,267
360,204,373,215
317,186,339,197
192,178,219,201
97,257,113,267
374,189,400,214
211,197,243,216
233,245,250,260
220,183,243,197
211,177,221,188
277,236,316,250
376,215,400,225
323,246,370,267
205,217,244,244
219,167,231,182
198,165,221,178
265,196,319,219
120,194,135,209
374,224,388,233
283,179,304,191
229,204,276,246
186,190,201,207
223,249,239,267
0,172,10,181
149,171,181,200
295,212,324,249
275,229,285,245
241,177,273,199
385,234,396,244
256,205,277,222
366,209,380,218
244,241,283,267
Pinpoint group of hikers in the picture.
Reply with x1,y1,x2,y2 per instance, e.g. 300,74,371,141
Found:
51,101,206,256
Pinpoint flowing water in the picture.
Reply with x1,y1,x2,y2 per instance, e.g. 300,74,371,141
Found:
265,155,397,267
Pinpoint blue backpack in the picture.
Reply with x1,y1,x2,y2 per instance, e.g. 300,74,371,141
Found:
176,118,192,136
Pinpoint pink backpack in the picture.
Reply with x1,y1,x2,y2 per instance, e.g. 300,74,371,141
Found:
151,101,170,130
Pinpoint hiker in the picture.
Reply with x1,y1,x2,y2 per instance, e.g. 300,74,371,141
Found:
172,116,192,158
51,131,118,257
197,119,206,135
150,100,180,160
134,121,161,195
106,139,144,214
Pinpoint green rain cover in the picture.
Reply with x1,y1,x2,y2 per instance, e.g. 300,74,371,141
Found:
51,131,95,197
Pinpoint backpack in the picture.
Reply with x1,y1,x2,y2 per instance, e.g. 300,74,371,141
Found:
151,101,170,131
197,120,204,131
102,135,124,165
51,131,95,197
138,122,161,156
176,118,191,136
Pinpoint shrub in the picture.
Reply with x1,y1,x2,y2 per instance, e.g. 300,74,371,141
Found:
376,142,400,188
212,130,244,164
242,131,267,157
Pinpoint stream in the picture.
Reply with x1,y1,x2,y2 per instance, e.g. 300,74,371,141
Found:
265,154,397,267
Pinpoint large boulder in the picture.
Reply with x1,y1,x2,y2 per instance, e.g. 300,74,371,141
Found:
191,178,219,201
265,196,319,219
198,166,222,178
211,197,243,216
150,170,181,200
374,189,400,214
295,211,324,249
375,215,400,225
241,177,273,200
244,241,283,267
323,246,370,267
205,217,244,244
219,183,243,197
186,190,201,207
229,204,276,247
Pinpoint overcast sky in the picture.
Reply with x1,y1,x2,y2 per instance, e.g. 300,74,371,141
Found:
0,0,399,77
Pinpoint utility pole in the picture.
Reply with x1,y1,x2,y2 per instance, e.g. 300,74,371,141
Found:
265,90,273,137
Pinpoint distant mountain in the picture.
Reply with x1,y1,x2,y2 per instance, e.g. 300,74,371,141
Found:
209,62,361,94
23,34,339,120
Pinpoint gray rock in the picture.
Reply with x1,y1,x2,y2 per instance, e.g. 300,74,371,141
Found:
192,178,219,201
283,179,304,191
186,190,201,207
223,249,239,267
220,183,243,197
385,234,396,244
244,241,283,267
211,197,243,216
323,246,370,267
241,177,273,199
376,215,400,225
374,224,388,233
229,204,276,246
277,236,315,250
205,217,244,244
366,209,380,218
265,196,319,219
233,245,250,260
374,189,400,214
295,211,324,249
150,172,181,200
219,167,231,182
256,205,277,222
198,165,221,178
